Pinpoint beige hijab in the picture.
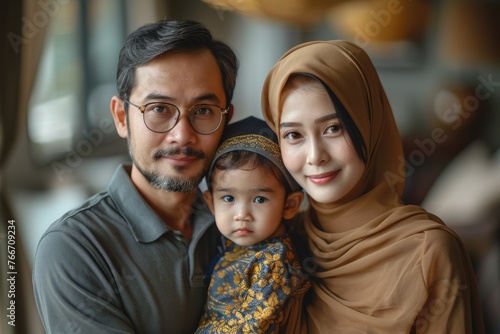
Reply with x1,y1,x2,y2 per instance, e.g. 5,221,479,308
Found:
262,41,484,333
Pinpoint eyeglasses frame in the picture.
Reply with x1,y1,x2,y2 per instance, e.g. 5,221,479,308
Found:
124,99,229,135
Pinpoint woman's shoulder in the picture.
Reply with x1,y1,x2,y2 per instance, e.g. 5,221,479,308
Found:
419,226,466,258
392,204,462,244
404,222,472,276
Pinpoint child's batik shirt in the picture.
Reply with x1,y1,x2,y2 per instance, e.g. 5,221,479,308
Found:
196,233,311,334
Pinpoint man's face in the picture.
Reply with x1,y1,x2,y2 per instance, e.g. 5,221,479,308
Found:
125,49,227,192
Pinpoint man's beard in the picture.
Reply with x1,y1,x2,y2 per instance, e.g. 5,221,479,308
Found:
131,146,207,192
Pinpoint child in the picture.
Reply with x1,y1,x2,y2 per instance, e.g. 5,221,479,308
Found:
196,116,311,334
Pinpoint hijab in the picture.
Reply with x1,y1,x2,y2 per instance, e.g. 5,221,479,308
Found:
261,40,484,333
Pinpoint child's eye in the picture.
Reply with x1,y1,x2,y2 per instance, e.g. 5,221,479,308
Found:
253,196,268,204
222,195,235,203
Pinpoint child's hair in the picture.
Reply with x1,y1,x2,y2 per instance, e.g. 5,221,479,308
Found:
207,150,292,194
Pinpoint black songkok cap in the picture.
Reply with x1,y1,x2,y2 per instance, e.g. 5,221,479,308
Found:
207,116,301,192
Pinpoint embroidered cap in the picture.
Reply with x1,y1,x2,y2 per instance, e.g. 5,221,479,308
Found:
207,116,301,192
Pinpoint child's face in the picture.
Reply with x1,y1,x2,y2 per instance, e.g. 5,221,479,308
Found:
205,167,288,246
279,83,365,204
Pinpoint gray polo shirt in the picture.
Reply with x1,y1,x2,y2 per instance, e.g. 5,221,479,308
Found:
33,164,219,334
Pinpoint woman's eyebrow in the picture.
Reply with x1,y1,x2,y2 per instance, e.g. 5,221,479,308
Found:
279,113,338,129
280,121,301,129
315,113,338,124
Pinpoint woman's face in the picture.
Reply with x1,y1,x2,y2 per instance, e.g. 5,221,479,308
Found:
279,83,365,204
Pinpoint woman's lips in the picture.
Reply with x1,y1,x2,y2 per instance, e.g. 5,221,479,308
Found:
307,170,340,185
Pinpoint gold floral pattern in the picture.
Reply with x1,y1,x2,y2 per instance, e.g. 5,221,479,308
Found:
196,234,310,333
214,134,284,169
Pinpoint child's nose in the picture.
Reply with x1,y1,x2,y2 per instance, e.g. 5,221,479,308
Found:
234,204,252,222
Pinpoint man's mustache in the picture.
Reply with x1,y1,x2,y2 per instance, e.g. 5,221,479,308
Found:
153,147,206,160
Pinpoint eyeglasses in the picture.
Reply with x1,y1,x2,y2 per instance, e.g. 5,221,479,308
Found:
124,100,229,135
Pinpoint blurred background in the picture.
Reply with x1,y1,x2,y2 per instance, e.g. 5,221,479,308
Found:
1,0,499,333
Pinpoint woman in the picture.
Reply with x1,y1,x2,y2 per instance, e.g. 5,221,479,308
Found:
261,40,484,333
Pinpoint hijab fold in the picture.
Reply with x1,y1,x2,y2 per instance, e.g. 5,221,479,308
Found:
262,40,484,333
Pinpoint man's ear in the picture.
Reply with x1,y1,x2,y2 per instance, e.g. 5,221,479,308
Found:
283,191,304,220
203,190,215,215
110,96,128,138
225,104,233,124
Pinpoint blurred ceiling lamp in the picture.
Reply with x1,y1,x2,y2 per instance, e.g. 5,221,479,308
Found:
438,1,500,66
327,0,433,44
202,0,344,26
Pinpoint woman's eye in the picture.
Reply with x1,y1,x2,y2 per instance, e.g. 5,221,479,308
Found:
283,131,301,141
325,124,341,135
254,196,268,204
222,195,234,203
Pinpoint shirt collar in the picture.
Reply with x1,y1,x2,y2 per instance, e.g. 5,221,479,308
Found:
108,164,213,243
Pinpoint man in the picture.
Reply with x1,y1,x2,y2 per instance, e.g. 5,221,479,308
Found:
33,20,238,333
